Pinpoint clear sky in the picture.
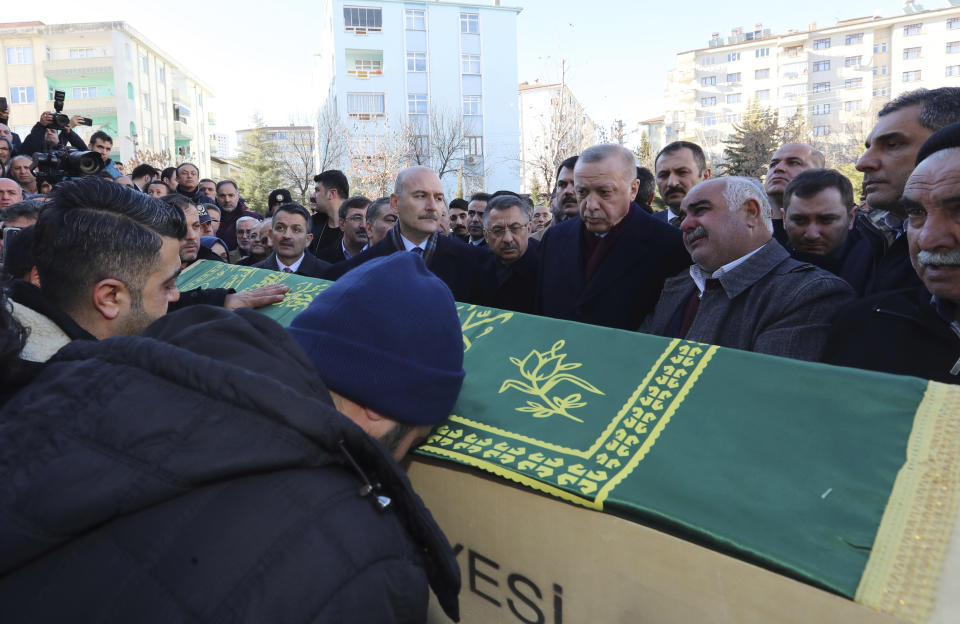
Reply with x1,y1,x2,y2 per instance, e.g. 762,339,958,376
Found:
12,0,945,144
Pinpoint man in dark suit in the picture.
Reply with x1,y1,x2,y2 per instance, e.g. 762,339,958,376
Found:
653,141,711,227
537,144,691,330
640,177,853,361
254,203,331,279
479,195,540,313
316,196,371,264
326,166,491,304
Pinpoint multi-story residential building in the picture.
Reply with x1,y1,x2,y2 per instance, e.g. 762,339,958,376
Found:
662,5,960,164
0,21,214,174
314,0,521,196
211,132,231,158
517,80,596,193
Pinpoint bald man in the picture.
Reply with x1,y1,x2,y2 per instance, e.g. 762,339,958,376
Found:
765,143,825,219
537,144,691,330
0,178,23,211
324,166,492,304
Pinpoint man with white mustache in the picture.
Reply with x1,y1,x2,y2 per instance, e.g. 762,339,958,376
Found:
640,176,853,361
824,122,960,383
325,166,492,304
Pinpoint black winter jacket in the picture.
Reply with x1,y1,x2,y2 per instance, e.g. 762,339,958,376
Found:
0,305,460,622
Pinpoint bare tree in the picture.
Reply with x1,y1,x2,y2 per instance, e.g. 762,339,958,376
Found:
609,119,627,146
526,60,593,194
276,123,316,202
348,116,412,198
315,99,348,173
429,104,466,182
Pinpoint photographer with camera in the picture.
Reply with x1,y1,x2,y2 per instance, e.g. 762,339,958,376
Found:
21,111,88,158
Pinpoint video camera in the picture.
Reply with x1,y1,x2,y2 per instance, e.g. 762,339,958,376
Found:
49,90,92,131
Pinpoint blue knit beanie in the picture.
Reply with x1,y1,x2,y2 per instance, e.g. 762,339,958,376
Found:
287,253,465,425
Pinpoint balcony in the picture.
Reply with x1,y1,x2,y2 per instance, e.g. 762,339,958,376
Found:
45,97,117,117
43,56,114,77
345,49,384,80
174,119,194,141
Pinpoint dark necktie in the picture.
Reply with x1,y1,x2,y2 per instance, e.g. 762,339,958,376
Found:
411,247,423,256
678,278,721,337
282,267,293,273
669,215,683,228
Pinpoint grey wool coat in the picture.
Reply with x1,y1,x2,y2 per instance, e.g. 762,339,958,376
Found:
639,239,855,361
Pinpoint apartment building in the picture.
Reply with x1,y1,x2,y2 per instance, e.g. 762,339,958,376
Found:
314,0,522,196
0,21,214,173
517,81,596,193
661,4,960,163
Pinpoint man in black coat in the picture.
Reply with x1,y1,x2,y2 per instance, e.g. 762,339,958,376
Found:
326,166,492,304
253,203,331,279
537,144,691,330
0,255,465,622
478,194,540,313
823,122,960,383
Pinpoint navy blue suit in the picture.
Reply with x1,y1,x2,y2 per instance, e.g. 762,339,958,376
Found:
537,204,691,330
327,233,492,304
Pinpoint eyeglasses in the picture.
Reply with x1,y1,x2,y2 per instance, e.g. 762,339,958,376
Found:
344,214,365,223
486,224,528,238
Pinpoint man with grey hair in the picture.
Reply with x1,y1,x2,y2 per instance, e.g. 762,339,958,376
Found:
764,143,825,221
640,177,853,361
326,166,491,303
537,144,690,329
479,194,540,313
855,87,960,295
230,216,261,263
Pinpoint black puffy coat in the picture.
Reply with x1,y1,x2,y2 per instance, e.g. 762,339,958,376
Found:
0,306,460,622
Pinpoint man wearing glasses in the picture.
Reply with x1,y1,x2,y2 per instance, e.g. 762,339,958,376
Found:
479,194,540,313
316,196,371,263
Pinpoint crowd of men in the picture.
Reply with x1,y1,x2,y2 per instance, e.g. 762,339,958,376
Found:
0,86,959,620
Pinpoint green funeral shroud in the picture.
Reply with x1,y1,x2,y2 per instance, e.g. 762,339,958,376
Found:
176,260,930,599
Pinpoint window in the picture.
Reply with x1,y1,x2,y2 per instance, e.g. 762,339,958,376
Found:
144,128,153,145
812,104,830,115
948,42,960,53
700,96,717,106
950,17,960,30
813,60,830,72
127,82,134,100
845,33,864,45
465,136,483,156
344,6,382,33
405,8,425,30
197,92,203,107
71,86,98,99
755,47,769,58
756,89,770,100
69,47,94,58
785,45,803,57
702,56,717,65
873,88,888,97
142,92,151,110
461,53,480,74
755,68,770,79
723,113,741,123
813,82,830,93
139,54,149,73
6,46,32,64
406,51,426,72
873,65,887,76
727,52,740,61
904,23,922,36
701,76,716,86
874,41,888,53
407,93,428,116
352,58,382,75
844,56,862,67
463,95,481,116
813,126,830,136
813,38,831,50
947,65,960,77
903,47,921,59
157,65,166,83
903,70,922,82
347,92,385,118
726,72,741,82
460,12,479,33
844,100,861,112
845,78,863,89
726,93,742,104
9,86,35,104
